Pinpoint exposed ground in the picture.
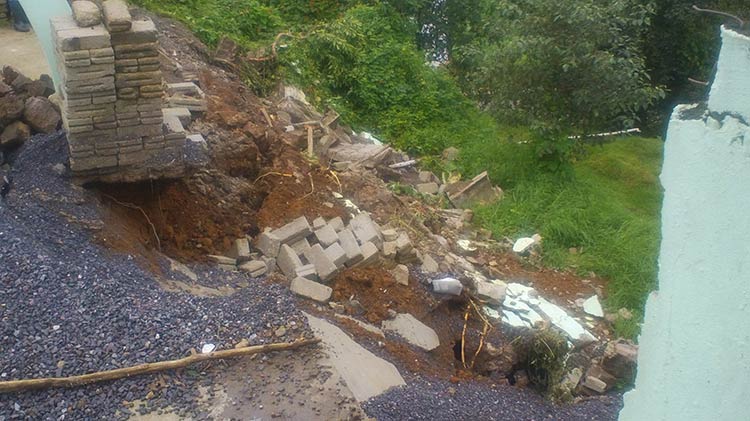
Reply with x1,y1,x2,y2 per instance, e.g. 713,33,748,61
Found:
0,10,624,420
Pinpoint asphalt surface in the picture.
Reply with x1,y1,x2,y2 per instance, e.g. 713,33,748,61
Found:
0,132,309,419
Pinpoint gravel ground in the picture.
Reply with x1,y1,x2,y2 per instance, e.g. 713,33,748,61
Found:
0,133,309,419
363,377,622,420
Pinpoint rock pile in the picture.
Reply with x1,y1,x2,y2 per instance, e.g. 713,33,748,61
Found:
0,66,58,158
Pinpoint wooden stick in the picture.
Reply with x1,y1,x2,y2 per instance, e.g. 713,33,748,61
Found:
0,339,319,394
306,125,314,156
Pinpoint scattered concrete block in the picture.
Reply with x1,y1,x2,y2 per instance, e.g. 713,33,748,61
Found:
421,254,439,273
312,217,327,230
383,241,397,258
381,229,399,242
261,256,276,273
290,237,312,255
208,255,236,266
359,242,379,266
277,244,304,278
432,277,463,296
476,280,507,305
291,278,332,303
418,171,438,183
338,229,364,266
256,230,281,258
314,224,339,248
382,313,440,351
446,171,503,208
416,182,439,195
272,216,312,245
325,243,348,268
395,233,413,255
328,216,345,232
350,213,382,248
238,260,267,277
303,244,339,282
229,238,251,259
295,264,318,281
162,107,192,126
391,264,409,286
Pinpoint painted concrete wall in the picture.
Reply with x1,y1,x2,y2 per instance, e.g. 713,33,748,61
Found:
620,27,750,421
18,0,72,91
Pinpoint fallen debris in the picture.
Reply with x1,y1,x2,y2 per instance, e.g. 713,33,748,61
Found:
582,295,604,318
382,313,440,352
446,171,503,208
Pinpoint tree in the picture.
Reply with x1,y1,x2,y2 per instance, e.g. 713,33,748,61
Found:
447,0,664,164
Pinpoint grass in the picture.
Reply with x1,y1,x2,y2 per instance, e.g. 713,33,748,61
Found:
458,133,664,338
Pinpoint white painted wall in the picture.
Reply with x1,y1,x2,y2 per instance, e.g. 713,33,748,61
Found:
18,0,72,91
620,27,750,421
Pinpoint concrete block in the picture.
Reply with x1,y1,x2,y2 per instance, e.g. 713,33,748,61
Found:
475,280,507,305
295,264,318,281
229,238,251,259
328,216,345,232
271,216,312,245
256,231,282,257
208,255,236,266
314,224,339,248
110,19,157,45
325,243,348,268
238,260,267,277
55,26,111,52
391,264,409,286
312,217,326,230
102,0,133,32
383,241,397,258
303,244,338,282
350,212,382,248
162,108,192,127
290,277,332,303
277,244,304,278
337,229,363,266
290,237,311,255
421,254,439,273
381,229,399,242
359,242,379,267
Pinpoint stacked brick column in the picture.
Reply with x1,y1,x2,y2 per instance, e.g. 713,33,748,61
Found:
51,0,186,181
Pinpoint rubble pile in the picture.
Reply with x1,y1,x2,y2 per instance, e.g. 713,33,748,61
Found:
0,66,58,162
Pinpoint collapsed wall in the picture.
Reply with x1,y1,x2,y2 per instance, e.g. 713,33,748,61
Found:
51,0,189,182
619,26,750,420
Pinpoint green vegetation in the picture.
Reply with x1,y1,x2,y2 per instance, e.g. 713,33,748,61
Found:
132,0,675,337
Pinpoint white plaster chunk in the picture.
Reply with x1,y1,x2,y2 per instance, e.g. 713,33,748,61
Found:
536,298,597,345
583,295,604,318
502,310,530,328
512,237,535,253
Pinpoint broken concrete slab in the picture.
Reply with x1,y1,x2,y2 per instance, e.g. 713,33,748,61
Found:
446,171,503,208
303,244,339,282
382,313,440,352
334,314,384,337
305,313,405,401
168,258,198,282
277,244,304,278
291,278,332,303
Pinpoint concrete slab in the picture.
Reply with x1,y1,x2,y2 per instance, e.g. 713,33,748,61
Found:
305,313,405,402
382,313,440,352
